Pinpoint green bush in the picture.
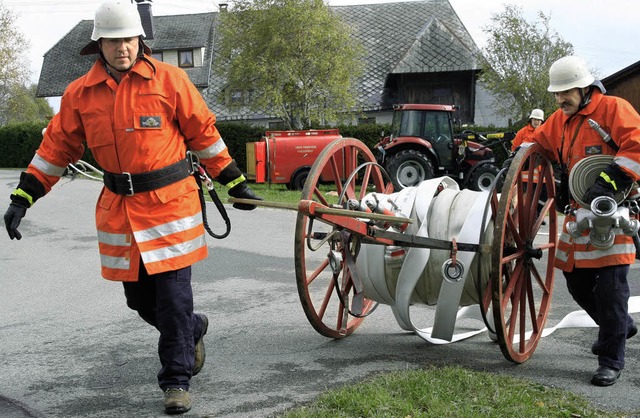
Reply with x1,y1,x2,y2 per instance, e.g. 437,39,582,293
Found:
0,122,48,168
335,123,391,149
4,120,517,173
215,122,265,172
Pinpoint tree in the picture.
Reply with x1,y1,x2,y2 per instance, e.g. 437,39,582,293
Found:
0,4,50,126
215,0,364,129
0,4,30,111
479,5,573,125
2,84,54,125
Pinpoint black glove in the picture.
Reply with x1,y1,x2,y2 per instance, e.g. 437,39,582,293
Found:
582,163,633,204
582,176,614,204
4,203,27,240
228,182,262,210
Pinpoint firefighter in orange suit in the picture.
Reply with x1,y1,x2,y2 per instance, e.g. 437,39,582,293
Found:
3,0,260,414
531,55,640,387
511,108,544,151
511,109,546,220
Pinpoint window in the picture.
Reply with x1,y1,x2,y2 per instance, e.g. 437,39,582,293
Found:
358,117,375,125
178,50,194,68
268,121,286,130
230,90,243,104
225,89,252,106
151,51,163,61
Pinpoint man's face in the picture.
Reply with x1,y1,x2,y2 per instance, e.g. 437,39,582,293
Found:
553,88,583,116
99,37,140,72
531,118,542,128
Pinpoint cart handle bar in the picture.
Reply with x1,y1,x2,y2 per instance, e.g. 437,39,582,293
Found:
228,197,413,225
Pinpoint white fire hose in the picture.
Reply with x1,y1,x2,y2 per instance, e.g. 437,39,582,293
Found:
355,173,640,345
356,177,494,343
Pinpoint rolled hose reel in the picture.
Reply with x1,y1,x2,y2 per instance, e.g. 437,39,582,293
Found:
567,155,640,250
356,182,493,307
568,155,636,208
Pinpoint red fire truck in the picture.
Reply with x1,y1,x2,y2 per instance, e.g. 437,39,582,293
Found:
245,129,344,190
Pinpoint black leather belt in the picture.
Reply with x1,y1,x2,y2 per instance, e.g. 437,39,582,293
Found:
103,158,193,196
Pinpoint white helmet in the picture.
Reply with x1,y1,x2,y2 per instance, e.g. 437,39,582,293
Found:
547,56,595,92
91,0,146,40
80,0,150,56
529,109,544,121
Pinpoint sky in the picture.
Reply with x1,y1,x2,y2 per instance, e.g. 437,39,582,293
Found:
6,0,640,109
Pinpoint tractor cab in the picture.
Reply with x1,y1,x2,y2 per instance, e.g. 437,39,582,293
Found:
387,103,456,168
376,104,501,191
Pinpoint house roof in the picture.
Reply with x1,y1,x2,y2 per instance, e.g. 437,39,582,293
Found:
602,59,640,87
36,0,482,117
36,13,215,97
205,0,483,120
334,0,481,109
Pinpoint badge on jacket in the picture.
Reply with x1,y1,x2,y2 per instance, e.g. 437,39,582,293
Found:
140,116,162,128
585,145,602,155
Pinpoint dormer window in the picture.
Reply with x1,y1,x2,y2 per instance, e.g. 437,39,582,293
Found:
225,89,252,106
178,50,194,68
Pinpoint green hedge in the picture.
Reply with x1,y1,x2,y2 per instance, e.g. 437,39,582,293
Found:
0,122,49,168
216,122,265,172
0,120,512,172
0,121,265,171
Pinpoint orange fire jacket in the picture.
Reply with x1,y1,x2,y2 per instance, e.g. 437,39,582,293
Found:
511,123,536,151
512,124,540,182
532,89,640,272
26,57,235,281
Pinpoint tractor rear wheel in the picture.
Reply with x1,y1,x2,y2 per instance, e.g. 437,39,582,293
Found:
385,149,434,190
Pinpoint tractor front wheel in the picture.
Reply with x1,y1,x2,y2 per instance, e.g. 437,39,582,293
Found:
468,163,501,192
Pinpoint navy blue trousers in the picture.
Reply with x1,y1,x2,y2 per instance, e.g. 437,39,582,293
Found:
564,265,632,370
123,263,205,390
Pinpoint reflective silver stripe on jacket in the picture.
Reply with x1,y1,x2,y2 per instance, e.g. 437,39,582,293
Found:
97,231,132,270
140,234,206,264
191,139,227,160
97,231,132,246
556,249,569,263
133,213,203,243
100,254,131,270
557,231,635,262
614,156,640,177
574,243,636,260
30,153,67,177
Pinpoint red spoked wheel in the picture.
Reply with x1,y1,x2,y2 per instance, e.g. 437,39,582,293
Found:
491,144,558,363
294,138,394,338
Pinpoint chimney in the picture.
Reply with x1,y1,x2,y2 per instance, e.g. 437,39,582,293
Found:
134,0,155,40
219,3,228,12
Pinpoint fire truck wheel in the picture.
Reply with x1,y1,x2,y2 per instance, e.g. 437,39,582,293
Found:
385,149,434,190
289,169,310,191
468,163,501,192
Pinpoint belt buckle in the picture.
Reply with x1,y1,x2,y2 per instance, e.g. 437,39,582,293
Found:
123,172,134,196
186,150,198,175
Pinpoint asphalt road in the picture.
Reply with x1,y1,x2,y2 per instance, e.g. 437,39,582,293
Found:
1,169,639,417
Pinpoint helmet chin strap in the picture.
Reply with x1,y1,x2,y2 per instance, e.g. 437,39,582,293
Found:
578,87,593,111
100,54,136,83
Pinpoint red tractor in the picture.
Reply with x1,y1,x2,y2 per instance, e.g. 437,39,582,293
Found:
375,104,513,191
